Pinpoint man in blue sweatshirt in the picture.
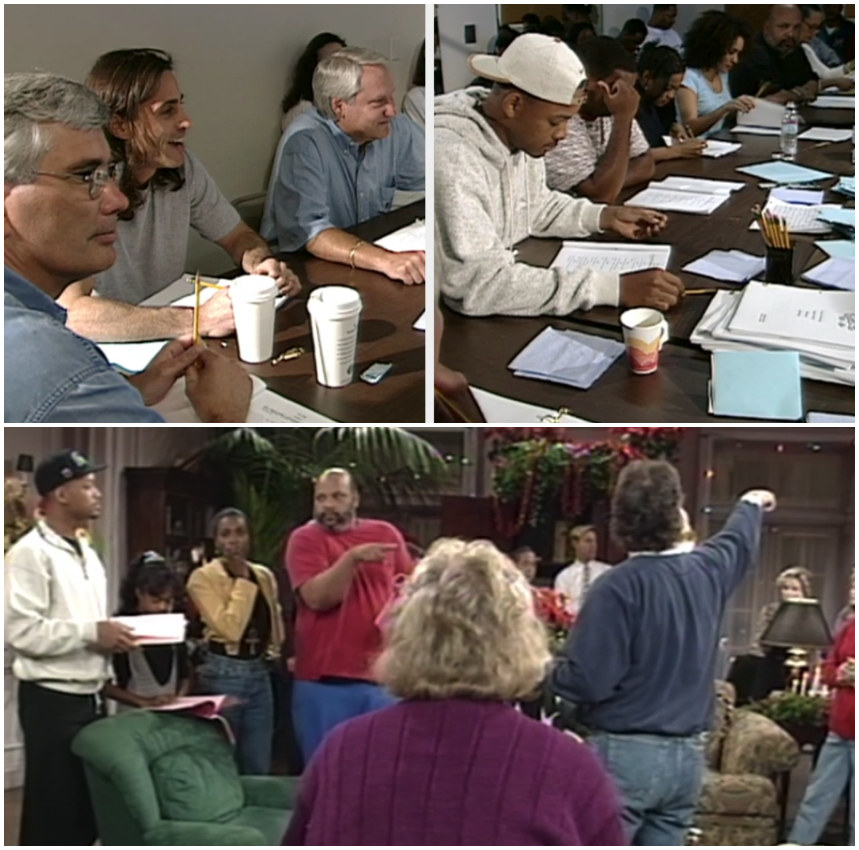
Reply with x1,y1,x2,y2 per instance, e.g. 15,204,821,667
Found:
551,459,776,846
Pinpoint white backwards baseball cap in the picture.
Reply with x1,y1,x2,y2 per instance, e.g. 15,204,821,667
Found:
468,33,587,106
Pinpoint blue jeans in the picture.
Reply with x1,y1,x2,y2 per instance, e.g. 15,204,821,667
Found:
292,679,396,762
789,732,854,845
590,731,706,846
196,653,273,775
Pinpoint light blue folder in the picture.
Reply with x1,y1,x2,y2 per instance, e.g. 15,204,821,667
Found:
736,162,834,184
710,351,803,420
817,208,856,228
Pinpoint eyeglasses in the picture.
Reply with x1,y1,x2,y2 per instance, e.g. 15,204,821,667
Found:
35,161,125,199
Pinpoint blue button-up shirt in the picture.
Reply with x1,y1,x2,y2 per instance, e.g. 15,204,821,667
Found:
261,110,424,252
4,266,163,422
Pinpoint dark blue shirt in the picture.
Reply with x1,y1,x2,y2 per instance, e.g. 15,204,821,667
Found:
551,500,763,736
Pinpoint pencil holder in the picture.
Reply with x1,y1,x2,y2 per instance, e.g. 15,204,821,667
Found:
764,245,794,284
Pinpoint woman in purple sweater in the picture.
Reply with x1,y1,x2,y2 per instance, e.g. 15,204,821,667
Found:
283,538,625,846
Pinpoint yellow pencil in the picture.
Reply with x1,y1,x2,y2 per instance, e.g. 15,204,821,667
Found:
685,288,718,295
192,270,201,345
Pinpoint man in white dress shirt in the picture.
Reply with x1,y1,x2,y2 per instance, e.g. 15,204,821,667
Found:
554,525,612,615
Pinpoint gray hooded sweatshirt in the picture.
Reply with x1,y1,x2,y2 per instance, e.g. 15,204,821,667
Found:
435,88,620,317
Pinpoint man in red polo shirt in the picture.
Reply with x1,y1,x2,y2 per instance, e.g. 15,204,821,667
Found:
285,468,413,761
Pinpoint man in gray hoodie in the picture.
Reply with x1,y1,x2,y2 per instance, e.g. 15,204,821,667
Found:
435,33,684,317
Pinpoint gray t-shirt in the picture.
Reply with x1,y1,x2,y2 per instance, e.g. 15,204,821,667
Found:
94,149,241,304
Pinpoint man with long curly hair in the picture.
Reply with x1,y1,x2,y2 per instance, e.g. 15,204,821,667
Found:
551,459,776,846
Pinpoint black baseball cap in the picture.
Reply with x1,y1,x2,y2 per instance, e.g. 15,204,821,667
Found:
34,450,106,497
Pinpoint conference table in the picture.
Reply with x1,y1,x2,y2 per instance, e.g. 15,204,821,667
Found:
440,128,855,424
225,201,426,423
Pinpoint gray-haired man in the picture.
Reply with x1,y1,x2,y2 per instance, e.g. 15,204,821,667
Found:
4,72,251,422
262,47,426,284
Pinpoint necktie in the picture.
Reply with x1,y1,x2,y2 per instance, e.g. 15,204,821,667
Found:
582,562,591,603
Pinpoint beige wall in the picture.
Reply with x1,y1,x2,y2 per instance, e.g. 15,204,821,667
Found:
5,3,425,272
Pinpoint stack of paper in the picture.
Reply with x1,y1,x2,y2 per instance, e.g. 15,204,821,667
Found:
736,161,834,184
471,387,589,423
551,242,671,274
683,249,765,282
113,613,187,645
817,207,855,239
771,188,824,204
811,95,856,109
731,125,781,136
834,177,855,197
709,350,803,420
748,197,836,235
691,284,855,386
508,327,624,389
797,127,853,142
802,257,855,290
653,176,745,195
373,219,425,252
736,98,786,128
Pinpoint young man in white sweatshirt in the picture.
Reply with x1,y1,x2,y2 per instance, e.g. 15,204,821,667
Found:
434,33,684,317
5,451,136,845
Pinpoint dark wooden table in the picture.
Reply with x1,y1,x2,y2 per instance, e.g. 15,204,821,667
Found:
802,99,856,128
223,202,426,423
440,135,854,423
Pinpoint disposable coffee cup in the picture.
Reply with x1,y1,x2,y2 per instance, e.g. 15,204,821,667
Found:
307,285,363,387
229,275,279,363
620,308,669,375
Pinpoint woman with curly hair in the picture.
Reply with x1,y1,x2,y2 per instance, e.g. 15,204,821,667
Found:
281,32,346,133
676,11,755,137
283,538,625,846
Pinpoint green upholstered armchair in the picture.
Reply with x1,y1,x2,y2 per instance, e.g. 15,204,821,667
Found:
71,711,297,845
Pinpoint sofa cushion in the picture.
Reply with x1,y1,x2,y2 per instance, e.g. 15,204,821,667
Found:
706,681,735,769
698,769,778,818
151,746,244,823
693,812,778,846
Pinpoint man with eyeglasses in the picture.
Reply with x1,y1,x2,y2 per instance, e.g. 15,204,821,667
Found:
5,450,135,845
435,34,684,318
4,71,252,422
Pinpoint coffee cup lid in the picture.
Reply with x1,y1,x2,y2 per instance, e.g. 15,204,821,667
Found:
308,285,362,316
230,275,278,303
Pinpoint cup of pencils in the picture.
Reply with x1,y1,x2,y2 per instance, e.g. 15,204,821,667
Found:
754,206,794,285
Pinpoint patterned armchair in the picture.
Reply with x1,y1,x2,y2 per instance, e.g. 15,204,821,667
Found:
693,681,800,845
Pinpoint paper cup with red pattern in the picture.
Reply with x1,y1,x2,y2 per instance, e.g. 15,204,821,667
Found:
620,308,669,375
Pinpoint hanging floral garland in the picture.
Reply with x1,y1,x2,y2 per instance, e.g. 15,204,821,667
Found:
490,428,683,535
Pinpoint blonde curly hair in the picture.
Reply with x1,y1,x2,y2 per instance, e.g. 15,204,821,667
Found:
376,538,551,701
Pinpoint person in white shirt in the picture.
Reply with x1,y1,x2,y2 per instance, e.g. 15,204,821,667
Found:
645,5,684,52
800,5,855,87
554,525,612,615
5,450,136,845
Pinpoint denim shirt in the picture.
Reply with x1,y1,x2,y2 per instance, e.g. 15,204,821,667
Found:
4,266,163,422
261,109,425,252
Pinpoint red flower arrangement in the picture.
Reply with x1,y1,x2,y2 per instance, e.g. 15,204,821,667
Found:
532,587,574,653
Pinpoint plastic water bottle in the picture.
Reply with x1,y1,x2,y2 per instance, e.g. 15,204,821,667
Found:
780,102,799,161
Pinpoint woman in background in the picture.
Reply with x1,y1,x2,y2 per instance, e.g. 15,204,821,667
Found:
284,539,624,846
281,32,346,133
636,45,707,161
676,11,755,138
187,508,284,774
103,552,191,710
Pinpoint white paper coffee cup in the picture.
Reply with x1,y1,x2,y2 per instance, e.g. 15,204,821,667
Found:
229,275,278,363
307,286,362,387
620,308,669,375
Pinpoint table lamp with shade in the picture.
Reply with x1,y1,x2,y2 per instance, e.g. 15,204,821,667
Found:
760,598,833,693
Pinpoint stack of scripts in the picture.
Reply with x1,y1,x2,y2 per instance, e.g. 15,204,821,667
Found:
625,176,744,215
373,218,425,252
691,282,855,386
508,327,624,389
749,196,837,235
834,176,855,197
